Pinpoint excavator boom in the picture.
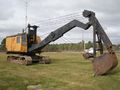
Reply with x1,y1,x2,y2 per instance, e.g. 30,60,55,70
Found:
29,20,91,53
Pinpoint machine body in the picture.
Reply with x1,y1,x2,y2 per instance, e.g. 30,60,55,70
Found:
5,10,118,75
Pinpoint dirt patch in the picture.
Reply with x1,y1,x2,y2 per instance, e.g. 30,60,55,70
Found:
27,84,42,90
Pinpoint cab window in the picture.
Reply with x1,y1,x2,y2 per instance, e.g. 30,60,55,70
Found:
17,36,20,43
22,34,27,45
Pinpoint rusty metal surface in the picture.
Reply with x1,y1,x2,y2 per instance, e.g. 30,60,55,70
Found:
83,53,94,59
7,56,32,65
93,53,118,75
31,55,51,64
38,56,51,64
7,55,51,65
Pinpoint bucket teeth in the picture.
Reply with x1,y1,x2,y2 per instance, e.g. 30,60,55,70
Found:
93,53,118,76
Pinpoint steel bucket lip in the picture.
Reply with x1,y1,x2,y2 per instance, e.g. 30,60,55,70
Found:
93,53,118,76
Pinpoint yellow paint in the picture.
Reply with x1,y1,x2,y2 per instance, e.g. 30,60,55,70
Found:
6,33,42,53
6,34,27,53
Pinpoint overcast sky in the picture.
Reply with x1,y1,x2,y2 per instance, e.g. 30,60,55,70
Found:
0,0,120,44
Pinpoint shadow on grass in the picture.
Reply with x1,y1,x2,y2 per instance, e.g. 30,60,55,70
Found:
107,69,120,76
96,69,120,77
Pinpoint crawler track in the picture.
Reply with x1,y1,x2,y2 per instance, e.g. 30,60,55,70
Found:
7,55,51,65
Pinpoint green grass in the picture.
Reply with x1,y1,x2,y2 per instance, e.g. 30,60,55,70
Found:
0,52,120,90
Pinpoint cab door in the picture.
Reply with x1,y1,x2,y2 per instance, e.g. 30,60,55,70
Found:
21,34,28,52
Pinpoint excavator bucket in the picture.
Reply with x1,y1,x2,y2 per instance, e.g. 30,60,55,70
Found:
92,53,118,76
82,10,118,75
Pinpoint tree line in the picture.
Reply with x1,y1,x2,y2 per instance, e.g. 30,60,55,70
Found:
43,41,93,52
0,38,120,52
43,43,120,52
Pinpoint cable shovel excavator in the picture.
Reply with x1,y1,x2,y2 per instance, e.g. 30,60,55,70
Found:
5,10,118,75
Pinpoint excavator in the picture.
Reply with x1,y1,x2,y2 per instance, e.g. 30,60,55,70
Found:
5,10,118,75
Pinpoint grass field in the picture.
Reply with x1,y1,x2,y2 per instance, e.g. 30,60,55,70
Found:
0,52,120,90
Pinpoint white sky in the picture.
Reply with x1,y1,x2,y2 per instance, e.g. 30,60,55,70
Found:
0,0,120,44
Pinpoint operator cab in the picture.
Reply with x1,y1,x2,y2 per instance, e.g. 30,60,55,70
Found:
5,24,41,54
6,33,28,53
